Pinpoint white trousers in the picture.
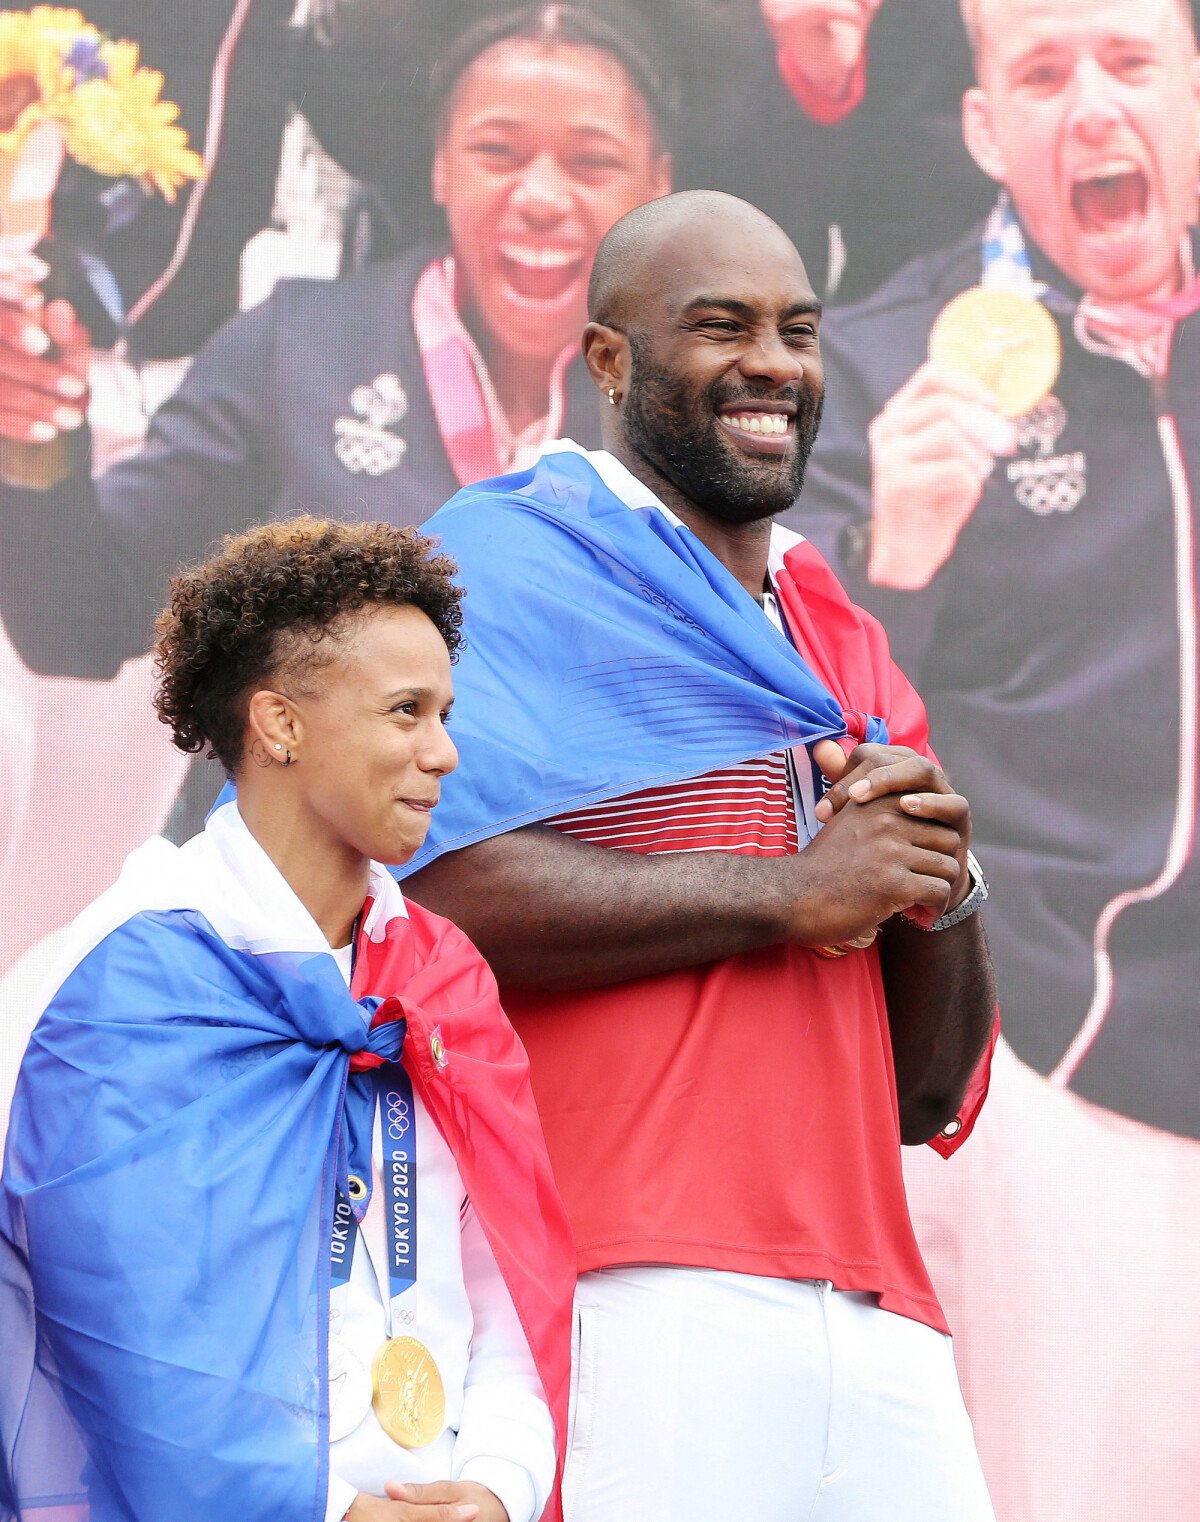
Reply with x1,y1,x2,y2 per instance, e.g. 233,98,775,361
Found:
562,1265,996,1522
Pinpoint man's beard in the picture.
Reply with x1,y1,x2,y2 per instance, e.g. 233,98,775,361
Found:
622,336,824,524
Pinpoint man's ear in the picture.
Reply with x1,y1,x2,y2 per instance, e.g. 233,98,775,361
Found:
582,321,630,398
962,86,1007,184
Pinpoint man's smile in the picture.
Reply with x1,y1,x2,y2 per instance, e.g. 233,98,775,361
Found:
717,401,798,456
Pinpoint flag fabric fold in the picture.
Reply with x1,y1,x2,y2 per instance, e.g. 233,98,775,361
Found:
1,803,573,1522
405,444,889,873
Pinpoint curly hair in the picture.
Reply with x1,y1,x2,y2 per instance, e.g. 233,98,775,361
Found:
153,515,463,772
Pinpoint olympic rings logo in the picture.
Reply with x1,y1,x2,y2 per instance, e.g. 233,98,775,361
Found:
385,1091,411,1139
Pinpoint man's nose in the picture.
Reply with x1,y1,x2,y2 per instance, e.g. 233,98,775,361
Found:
509,152,574,224
739,331,808,387
1066,55,1125,141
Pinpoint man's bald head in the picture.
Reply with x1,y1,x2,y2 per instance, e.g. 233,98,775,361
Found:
582,189,825,530
587,191,805,333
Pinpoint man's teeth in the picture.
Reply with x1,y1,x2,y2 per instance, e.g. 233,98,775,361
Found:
724,413,791,435
1078,158,1139,184
500,245,577,269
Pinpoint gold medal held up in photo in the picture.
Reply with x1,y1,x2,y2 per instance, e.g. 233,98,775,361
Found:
929,287,1061,419
371,1335,445,1448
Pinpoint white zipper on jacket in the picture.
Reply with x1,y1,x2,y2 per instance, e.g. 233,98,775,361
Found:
1050,410,1199,1086
123,0,257,331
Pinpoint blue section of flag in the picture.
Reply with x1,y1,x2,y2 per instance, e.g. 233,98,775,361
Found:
1,907,380,1521
403,447,886,874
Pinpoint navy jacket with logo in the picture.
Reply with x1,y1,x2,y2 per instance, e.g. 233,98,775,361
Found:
0,244,600,679
790,225,1200,1139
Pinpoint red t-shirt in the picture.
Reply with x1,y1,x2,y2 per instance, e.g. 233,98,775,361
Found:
502,539,992,1334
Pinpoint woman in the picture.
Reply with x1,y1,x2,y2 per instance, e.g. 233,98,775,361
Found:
0,517,575,1522
0,0,675,674
0,1,676,846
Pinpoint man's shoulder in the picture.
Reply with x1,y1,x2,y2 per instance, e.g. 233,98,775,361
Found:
825,227,983,352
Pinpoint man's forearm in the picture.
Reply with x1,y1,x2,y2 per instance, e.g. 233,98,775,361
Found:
404,779,968,992
879,912,995,1144
403,825,799,990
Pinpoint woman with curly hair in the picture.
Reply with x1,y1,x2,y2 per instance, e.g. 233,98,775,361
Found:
0,517,574,1522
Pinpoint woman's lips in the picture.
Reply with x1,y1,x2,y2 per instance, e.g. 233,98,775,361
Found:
498,244,585,304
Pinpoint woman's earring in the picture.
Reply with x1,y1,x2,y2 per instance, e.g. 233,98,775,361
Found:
608,388,618,406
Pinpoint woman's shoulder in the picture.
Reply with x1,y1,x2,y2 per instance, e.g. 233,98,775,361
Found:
256,244,444,327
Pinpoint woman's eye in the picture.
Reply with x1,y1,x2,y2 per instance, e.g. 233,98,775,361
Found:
471,140,520,166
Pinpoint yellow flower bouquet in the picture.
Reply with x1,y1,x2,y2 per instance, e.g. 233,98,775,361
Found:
0,8,202,202
0,6,204,485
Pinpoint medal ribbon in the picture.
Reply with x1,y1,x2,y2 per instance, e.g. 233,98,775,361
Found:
377,1058,419,1333
983,192,1200,381
329,1189,357,1290
333,1010,420,1332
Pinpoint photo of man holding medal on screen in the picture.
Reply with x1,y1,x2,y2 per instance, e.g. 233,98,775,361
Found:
794,0,1200,1511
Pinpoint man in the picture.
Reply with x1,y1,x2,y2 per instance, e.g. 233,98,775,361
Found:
402,189,997,1522
791,0,1200,1512
794,0,1200,1136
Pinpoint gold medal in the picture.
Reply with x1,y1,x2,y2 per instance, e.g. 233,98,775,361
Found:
371,1335,445,1448
928,287,1061,419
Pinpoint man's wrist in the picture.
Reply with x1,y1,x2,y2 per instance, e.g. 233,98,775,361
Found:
907,850,987,931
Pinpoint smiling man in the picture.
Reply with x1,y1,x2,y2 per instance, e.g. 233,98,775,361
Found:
401,190,998,1522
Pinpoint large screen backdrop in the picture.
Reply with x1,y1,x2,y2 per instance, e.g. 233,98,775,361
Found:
1,1,1197,1517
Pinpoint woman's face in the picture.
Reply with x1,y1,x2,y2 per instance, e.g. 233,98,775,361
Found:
273,604,458,868
432,37,672,363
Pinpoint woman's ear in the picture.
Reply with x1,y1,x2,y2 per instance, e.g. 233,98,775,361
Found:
245,689,301,766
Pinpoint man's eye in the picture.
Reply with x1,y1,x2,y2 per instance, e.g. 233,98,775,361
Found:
1018,63,1064,91
1112,51,1154,82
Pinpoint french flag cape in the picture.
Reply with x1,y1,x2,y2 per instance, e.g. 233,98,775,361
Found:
0,801,575,1522
406,444,994,1154
406,442,897,874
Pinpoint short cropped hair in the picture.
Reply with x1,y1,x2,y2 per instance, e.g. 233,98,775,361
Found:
429,1,680,153
153,515,463,772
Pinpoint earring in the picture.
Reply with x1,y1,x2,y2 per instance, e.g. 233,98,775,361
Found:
607,388,618,406
285,749,293,766
274,743,282,751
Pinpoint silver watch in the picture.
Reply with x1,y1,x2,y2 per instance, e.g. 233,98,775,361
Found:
914,849,988,932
